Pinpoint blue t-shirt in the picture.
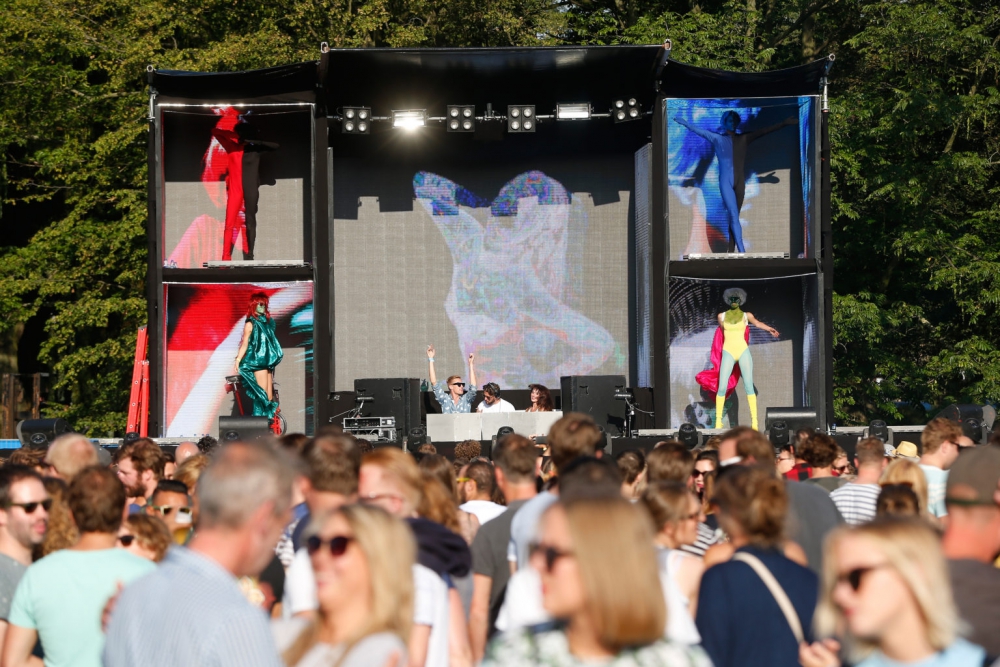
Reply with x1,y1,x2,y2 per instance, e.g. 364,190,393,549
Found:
9,548,155,667
855,638,985,667
919,464,949,517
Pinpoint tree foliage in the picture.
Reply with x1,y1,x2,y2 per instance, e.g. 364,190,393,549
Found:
0,0,997,433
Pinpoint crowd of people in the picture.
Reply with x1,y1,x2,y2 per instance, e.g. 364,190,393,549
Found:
0,413,996,667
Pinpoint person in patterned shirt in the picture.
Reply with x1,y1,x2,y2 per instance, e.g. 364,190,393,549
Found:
427,344,478,413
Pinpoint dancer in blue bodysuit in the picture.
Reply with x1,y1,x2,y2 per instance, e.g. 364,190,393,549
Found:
675,111,795,253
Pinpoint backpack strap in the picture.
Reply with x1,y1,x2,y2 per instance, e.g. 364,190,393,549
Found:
732,552,805,644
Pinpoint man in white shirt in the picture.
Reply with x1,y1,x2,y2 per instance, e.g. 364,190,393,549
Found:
830,437,886,525
459,460,505,525
476,383,515,413
919,417,963,518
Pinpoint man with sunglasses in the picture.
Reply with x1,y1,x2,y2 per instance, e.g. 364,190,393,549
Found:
427,344,477,413
0,465,49,650
145,480,193,540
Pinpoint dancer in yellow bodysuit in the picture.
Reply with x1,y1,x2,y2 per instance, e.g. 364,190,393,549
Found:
714,288,780,430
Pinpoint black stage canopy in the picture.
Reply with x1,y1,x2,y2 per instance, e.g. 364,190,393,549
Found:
149,62,319,103
321,46,665,116
657,56,834,98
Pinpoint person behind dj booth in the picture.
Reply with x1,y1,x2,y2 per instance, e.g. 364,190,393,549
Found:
477,383,515,413
427,344,478,413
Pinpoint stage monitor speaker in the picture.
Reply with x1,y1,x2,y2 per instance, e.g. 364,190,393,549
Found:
765,407,819,436
15,419,73,448
354,378,421,441
560,375,627,436
935,403,994,444
218,416,271,442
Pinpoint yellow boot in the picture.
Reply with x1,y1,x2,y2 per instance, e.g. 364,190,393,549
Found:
715,395,725,429
748,394,759,431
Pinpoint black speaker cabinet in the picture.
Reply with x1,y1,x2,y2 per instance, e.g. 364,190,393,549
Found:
218,416,272,442
354,378,421,441
16,419,73,448
560,375,627,436
764,407,819,435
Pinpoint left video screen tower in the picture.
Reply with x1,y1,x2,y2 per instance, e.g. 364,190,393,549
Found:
160,105,313,267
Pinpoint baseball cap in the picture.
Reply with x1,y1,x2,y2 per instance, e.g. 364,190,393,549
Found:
946,445,1000,506
895,441,920,461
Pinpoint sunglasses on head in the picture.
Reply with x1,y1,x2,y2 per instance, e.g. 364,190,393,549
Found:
306,535,354,558
118,534,135,547
7,499,52,514
837,564,890,591
529,542,574,573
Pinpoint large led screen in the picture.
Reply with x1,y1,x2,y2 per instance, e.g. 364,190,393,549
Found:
668,275,819,429
161,105,312,268
164,282,314,437
332,154,631,392
666,96,817,258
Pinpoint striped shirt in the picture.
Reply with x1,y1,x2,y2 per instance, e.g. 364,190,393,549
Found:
680,521,721,558
104,547,282,667
829,482,881,525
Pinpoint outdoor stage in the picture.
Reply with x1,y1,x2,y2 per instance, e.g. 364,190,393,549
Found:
143,45,836,442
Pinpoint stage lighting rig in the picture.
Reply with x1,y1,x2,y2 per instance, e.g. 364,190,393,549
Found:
447,105,476,132
507,105,535,133
392,109,426,130
768,420,790,447
556,103,591,121
613,98,643,123
868,419,889,442
342,107,370,134
677,423,700,449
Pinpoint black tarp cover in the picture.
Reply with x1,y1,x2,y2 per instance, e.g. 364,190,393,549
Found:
657,56,833,98
149,62,319,104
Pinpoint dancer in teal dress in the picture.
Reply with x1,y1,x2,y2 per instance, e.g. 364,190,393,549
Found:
232,292,283,419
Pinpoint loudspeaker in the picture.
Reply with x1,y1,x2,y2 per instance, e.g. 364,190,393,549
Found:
936,404,995,444
560,376,627,436
354,378,421,441
764,407,819,435
16,419,73,448
218,416,271,442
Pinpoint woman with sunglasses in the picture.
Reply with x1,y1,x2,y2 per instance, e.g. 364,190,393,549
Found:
275,504,413,667
642,481,704,645
879,458,935,524
118,514,172,562
484,497,710,666
800,518,986,667
696,465,817,667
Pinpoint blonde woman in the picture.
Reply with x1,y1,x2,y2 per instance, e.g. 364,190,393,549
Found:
641,482,704,645
484,497,710,666
879,458,932,522
800,518,986,667
275,504,413,667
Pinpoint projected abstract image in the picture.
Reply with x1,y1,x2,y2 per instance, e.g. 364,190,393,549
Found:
666,96,816,258
164,282,314,437
668,276,819,429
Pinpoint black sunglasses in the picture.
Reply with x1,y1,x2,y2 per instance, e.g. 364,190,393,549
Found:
529,542,574,572
7,499,52,514
837,564,889,592
306,534,354,558
451,382,466,388
118,534,135,547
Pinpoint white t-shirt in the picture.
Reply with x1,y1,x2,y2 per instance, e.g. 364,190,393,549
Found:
477,399,515,413
412,564,450,667
460,500,506,526
272,621,408,667
282,550,449,667
919,464,949,517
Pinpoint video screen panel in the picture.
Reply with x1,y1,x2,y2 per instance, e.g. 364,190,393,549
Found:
666,96,817,258
332,155,631,392
160,105,312,268
668,275,819,429
164,281,314,437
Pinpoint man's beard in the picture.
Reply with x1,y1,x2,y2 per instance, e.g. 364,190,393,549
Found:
126,480,146,498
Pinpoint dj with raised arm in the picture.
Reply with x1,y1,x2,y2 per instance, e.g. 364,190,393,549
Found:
428,344,478,413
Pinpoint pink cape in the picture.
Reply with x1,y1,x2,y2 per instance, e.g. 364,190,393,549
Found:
695,325,750,398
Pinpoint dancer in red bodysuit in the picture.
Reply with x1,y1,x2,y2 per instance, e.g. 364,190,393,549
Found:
211,108,249,261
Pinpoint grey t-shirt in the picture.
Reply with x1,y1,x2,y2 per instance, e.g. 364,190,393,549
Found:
0,553,27,620
471,499,530,636
272,622,407,667
949,558,1000,658
785,480,844,573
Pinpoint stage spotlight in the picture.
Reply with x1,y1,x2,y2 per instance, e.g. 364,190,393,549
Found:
447,105,475,132
768,420,790,447
342,107,371,134
613,97,643,123
392,109,425,130
556,103,591,120
408,425,429,448
507,105,535,133
677,423,700,449
868,419,889,442
497,425,515,439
